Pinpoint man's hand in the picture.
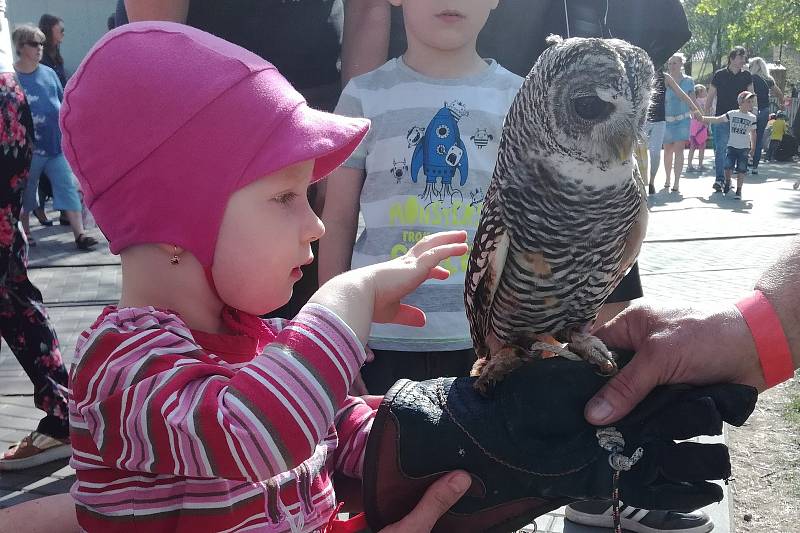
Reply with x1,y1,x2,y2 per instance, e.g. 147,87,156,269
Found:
378,472,471,532
585,303,764,425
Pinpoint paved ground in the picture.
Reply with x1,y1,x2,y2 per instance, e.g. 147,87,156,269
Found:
1,152,799,532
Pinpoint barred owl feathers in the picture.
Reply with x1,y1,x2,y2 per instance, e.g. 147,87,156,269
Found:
465,36,654,392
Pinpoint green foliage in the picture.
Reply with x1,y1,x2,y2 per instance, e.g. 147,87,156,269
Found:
684,0,800,78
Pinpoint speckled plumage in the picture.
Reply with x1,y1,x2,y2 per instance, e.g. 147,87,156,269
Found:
465,36,654,391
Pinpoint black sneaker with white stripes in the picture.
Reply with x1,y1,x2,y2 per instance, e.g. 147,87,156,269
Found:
565,500,713,533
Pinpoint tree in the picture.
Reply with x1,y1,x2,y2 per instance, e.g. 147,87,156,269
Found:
684,0,800,80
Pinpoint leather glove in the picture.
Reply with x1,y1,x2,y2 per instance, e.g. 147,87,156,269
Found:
362,353,757,533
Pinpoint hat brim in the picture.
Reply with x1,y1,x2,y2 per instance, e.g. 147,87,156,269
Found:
242,102,369,186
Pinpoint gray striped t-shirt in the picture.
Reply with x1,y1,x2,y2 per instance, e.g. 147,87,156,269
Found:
335,57,522,351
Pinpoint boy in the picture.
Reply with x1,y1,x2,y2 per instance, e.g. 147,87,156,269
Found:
319,0,522,394
698,91,757,200
765,110,788,162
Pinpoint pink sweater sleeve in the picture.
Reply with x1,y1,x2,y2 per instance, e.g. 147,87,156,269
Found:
70,304,367,482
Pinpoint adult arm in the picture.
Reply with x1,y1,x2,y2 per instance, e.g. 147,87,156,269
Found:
341,0,391,85
585,236,800,425
664,73,700,114
124,0,189,22
318,166,364,285
704,84,717,114
771,84,785,106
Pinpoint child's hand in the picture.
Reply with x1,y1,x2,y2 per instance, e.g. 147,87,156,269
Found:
369,231,468,326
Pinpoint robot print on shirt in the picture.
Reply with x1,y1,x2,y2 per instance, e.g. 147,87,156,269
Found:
409,100,470,205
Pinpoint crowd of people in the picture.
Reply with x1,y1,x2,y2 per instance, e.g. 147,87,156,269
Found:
0,1,798,533
641,46,795,202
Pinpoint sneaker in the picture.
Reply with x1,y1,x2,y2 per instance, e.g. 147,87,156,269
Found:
735,189,742,200
648,183,656,195
0,431,72,470
686,165,696,172
723,184,731,194
565,501,713,533
712,181,722,192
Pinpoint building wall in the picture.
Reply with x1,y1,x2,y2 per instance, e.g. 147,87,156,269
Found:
7,0,115,78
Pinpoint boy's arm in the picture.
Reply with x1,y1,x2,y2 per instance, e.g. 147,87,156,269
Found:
341,0,391,86
124,0,189,22
696,113,727,125
318,166,365,286
750,128,757,156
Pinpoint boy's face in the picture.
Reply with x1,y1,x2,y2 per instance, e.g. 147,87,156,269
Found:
212,160,324,315
740,97,754,112
391,0,500,53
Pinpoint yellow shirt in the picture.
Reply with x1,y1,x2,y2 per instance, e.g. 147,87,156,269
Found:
771,119,787,140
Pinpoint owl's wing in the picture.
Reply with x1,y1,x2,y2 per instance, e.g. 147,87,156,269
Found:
465,179,509,358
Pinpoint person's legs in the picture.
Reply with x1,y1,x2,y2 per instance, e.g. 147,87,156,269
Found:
0,248,71,470
686,145,696,169
723,147,735,193
712,123,729,187
662,144,674,187
44,154,94,246
766,139,779,161
647,121,665,186
20,154,47,238
670,141,685,191
751,108,770,170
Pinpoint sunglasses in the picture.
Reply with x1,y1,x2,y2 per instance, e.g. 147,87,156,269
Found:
24,41,44,48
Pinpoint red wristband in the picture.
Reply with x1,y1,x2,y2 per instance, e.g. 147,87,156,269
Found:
734,290,795,388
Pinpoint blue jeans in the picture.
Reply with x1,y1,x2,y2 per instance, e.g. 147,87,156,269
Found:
751,108,770,168
712,122,730,183
725,146,749,174
23,153,82,213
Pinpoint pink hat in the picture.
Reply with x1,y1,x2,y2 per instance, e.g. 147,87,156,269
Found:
60,21,369,266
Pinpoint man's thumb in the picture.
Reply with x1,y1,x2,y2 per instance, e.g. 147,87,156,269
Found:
585,350,660,425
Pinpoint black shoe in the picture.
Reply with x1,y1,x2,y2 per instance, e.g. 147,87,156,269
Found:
566,500,713,533
648,183,656,195
59,216,70,226
75,234,98,251
33,207,53,227
712,182,722,192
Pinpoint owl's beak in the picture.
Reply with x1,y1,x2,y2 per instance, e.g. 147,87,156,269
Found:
614,135,635,162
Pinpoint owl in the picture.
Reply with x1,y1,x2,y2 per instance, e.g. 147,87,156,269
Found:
465,36,654,393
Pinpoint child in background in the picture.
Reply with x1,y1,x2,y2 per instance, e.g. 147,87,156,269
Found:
61,22,468,532
687,83,709,172
765,110,788,162
698,91,757,200
319,0,522,394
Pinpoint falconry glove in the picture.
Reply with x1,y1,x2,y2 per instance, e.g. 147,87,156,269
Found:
362,354,757,532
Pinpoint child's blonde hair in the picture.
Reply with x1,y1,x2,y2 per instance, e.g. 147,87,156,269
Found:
11,24,44,56
694,84,706,96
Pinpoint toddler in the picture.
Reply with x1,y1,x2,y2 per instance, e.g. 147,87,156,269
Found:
61,22,467,532
687,83,709,172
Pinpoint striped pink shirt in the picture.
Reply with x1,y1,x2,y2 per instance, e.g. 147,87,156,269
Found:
68,304,374,532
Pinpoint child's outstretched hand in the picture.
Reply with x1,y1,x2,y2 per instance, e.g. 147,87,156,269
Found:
310,231,468,344
369,231,468,326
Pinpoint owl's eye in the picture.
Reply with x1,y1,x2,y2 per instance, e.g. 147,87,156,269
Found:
572,95,615,121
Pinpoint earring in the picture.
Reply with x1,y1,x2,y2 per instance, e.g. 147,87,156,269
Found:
170,245,180,266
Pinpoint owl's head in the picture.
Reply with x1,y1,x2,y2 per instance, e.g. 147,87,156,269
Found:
510,36,654,175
